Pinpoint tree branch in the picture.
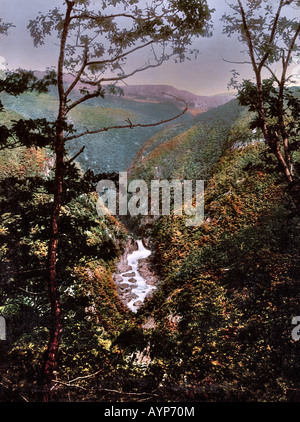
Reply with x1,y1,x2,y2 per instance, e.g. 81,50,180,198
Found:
52,379,159,398
64,47,89,98
66,56,168,112
222,56,252,65
282,21,300,83
85,55,168,87
0,382,29,402
66,88,103,112
85,40,155,68
66,145,85,164
258,0,284,71
98,61,165,84
263,64,281,85
18,286,43,296
51,368,159,397
237,0,258,73
66,95,188,142
70,7,167,24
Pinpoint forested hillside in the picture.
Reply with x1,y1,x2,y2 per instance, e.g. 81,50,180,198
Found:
1,92,299,401
129,107,300,401
110,99,300,401
1,0,300,406
0,140,134,401
0,89,190,173
129,99,241,181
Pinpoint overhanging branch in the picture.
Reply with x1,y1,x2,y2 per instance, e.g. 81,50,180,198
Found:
66,145,86,164
65,94,188,142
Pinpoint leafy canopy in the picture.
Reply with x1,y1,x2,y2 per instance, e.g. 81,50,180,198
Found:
27,0,213,94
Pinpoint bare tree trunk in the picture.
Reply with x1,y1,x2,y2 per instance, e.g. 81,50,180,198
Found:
237,1,300,214
40,1,74,401
41,136,64,401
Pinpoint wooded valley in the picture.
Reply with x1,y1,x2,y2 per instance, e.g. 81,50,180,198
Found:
0,0,300,403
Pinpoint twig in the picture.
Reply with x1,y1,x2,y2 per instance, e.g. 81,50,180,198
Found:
222,56,251,65
52,379,160,397
18,287,43,296
51,370,160,397
0,381,29,402
67,369,101,384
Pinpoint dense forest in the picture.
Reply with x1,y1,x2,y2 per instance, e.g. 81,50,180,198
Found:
1,95,300,402
0,0,300,403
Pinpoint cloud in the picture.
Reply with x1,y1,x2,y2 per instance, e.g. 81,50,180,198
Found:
0,56,7,80
0,56,6,70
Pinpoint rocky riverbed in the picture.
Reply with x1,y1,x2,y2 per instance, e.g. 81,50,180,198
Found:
112,237,158,312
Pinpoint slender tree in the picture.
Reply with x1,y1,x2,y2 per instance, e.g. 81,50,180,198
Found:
26,0,213,400
222,0,300,212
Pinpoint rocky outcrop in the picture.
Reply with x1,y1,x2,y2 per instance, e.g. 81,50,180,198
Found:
114,237,137,274
138,258,157,287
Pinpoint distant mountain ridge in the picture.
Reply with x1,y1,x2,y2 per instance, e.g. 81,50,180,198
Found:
33,71,233,113
119,84,233,111
3,71,235,173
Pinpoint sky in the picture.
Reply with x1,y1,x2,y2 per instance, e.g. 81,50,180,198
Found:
0,0,299,96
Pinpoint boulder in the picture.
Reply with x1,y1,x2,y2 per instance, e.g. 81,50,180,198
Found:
122,272,135,277
146,277,156,286
113,274,123,283
128,277,137,284
118,283,130,290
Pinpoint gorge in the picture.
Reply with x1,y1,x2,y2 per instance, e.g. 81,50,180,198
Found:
113,238,158,312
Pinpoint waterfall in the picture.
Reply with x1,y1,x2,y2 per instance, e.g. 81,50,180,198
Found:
119,240,156,312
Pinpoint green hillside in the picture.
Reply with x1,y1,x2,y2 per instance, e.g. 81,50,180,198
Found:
1,90,192,173
125,104,300,401
0,87,299,402
129,99,242,181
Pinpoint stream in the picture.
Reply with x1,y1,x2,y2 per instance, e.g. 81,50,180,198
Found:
116,240,157,313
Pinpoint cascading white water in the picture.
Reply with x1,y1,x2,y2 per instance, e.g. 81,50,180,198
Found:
119,240,156,312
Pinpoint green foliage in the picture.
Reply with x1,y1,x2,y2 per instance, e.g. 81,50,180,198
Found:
0,144,131,400
1,90,191,172
132,115,300,401
1,0,299,398
129,100,242,182
1,93,299,401
2,0,214,400
222,1,300,214
0,69,57,113
27,0,213,79
0,18,14,35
